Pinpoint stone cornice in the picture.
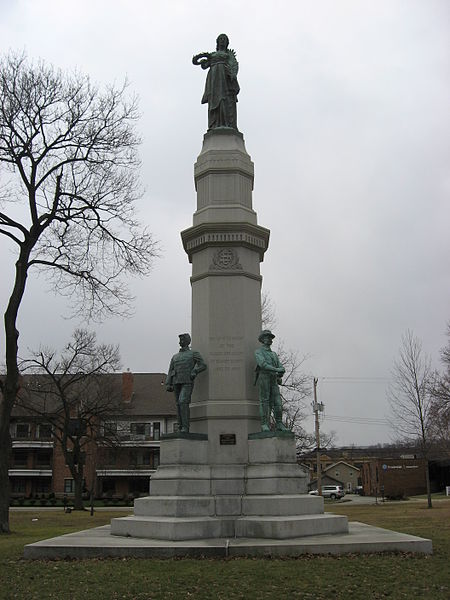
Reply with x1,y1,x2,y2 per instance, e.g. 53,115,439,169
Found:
181,222,270,262
190,271,262,283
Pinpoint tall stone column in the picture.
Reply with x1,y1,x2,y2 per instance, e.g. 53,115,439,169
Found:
181,128,270,464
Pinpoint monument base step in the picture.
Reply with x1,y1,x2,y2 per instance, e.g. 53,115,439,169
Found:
24,522,433,559
110,512,348,541
134,494,324,517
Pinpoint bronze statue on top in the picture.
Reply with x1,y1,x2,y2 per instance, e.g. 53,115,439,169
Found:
193,33,240,131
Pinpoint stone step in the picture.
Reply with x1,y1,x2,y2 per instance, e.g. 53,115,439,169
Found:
236,514,349,539
111,512,348,541
111,515,235,541
134,494,324,518
242,494,323,516
134,496,215,517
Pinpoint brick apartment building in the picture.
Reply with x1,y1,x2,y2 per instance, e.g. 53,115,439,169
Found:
8,372,177,499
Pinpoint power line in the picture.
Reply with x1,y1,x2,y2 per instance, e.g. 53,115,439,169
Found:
323,414,390,426
320,376,390,383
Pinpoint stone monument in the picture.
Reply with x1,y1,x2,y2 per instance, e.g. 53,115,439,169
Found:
110,34,348,542
24,35,433,558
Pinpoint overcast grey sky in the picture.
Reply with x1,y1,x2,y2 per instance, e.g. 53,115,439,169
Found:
1,0,449,446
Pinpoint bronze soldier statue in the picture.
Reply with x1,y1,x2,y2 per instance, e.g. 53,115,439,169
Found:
166,333,207,433
254,330,289,432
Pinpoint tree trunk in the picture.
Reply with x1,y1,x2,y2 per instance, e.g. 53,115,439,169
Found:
425,459,432,509
70,441,85,511
0,412,12,533
1,248,31,533
73,472,85,511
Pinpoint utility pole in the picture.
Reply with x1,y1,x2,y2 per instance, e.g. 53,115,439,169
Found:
313,377,324,496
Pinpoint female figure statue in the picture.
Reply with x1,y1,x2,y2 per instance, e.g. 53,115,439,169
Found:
193,33,240,131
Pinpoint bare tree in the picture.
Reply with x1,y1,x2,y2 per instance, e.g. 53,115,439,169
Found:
388,330,433,507
261,291,277,332
18,330,121,510
261,291,336,452
429,324,450,454
0,52,157,532
276,343,310,431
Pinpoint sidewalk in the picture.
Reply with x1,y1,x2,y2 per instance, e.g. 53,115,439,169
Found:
10,506,133,512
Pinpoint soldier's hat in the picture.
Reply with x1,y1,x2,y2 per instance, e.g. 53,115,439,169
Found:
258,330,275,343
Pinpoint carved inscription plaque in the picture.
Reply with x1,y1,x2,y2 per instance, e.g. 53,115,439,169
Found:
209,335,244,373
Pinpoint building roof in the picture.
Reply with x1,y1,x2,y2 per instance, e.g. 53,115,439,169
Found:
8,372,177,419
323,461,360,473
112,373,177,417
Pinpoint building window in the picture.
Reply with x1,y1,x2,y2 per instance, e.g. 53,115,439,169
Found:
130,477,149,495
130,450,138,467
335,471,339,477
153,452,160,469
12,450,28,467
34,479,51,494
130,422,151,438
11,479,26,494
103,421,117,436
102,478,116,495
105,449,117,467
16,423,31,439
37,424,52,439
172,422,179,433
35,451,52,468
64,479,75,494
153,422,160,440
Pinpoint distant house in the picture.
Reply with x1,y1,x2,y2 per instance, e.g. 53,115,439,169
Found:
8,372,177,499
300,454,337,481
322,461,360,493
308,474,344,492
307,461,360,493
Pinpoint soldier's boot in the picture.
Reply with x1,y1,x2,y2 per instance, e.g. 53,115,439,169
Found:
179,402,190,433
275,405,288,431
260,401,271,432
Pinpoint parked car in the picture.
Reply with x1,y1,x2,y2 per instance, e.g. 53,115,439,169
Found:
308,485,345,500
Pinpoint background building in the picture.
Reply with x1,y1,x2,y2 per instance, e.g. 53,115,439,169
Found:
360,458,427,499
8,372,177,499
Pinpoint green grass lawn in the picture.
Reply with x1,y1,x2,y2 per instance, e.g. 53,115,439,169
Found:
0,501,449,600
